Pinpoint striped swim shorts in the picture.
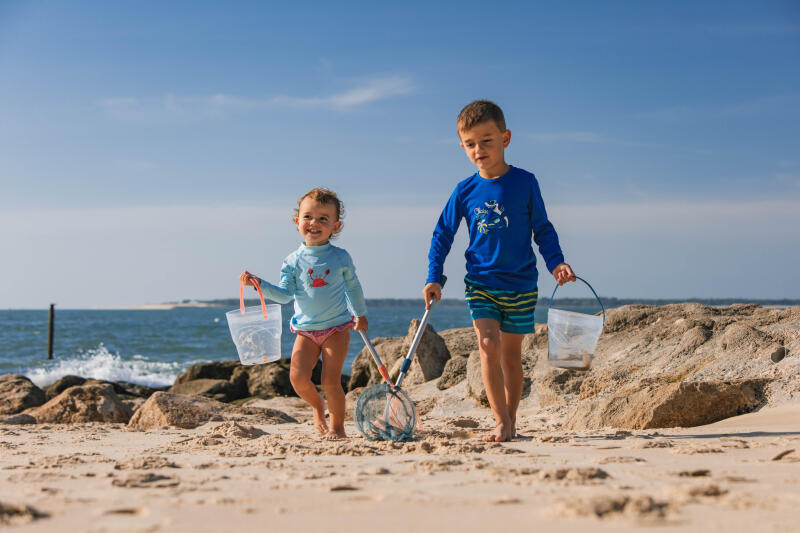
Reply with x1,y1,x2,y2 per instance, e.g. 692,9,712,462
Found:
464,276,538,334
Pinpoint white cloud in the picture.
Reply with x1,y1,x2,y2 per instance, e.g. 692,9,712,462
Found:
98,76,414,121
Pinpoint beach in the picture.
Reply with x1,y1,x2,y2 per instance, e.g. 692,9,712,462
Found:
2,398,799,532
2,303,799,531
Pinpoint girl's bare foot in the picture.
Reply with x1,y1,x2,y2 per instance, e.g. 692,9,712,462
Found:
313,409,329,435
483,422,513,442
322,428,347,440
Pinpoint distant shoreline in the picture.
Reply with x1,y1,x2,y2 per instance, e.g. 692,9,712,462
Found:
4,297,799,311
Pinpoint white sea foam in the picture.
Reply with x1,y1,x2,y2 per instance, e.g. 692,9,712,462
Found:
24,344,186,388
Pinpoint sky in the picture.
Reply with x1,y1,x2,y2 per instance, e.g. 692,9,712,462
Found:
1,1,799,308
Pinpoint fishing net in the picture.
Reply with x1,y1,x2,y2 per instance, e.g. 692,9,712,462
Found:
354,383,417,441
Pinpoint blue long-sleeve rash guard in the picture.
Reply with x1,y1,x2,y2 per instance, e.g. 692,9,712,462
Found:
258,243,367,331
426,166,565,292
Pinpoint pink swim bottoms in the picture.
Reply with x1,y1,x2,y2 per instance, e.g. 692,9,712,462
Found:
292,319,355,348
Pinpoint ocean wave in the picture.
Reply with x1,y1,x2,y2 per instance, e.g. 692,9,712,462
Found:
23,344,186,388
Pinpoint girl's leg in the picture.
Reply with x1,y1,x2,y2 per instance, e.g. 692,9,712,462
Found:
319,329,350,440
499,332,524,437
289,334,326,434
473,318,513,442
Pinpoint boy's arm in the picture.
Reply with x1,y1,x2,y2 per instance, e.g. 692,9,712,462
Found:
530,178,565,273
257,258,296,304
341,253,367,318
426,188,463,286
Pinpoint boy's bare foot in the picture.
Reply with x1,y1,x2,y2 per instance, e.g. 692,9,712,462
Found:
483,423,514,442
313,409,329,435
322,428,347,440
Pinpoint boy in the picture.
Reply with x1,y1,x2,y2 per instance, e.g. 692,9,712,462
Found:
423,100,575,442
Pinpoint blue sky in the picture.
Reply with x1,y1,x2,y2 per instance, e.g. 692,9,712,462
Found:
1,1,799,308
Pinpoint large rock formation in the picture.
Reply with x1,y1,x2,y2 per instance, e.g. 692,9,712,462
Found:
0,374,46,415
26,384,132,424
547,304,800,430
128,391,296,429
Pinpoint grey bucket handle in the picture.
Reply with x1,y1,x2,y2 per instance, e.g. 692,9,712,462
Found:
548,276,606,325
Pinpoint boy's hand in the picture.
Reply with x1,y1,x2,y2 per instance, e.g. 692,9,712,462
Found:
423,282,442,310
354,316,368,332
239,271,259,287
552,263,576,286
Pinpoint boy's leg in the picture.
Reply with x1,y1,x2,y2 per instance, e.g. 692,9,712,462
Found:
499,332,524,436
289,335,327,434
473,318,514,442
319,329,350,439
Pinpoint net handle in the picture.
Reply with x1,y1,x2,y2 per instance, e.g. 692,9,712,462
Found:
394,297,435,388
357,330,391,383
548,275,605,324
240,270,268,318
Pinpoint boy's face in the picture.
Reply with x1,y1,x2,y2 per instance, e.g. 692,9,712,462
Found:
294,198,341,246
458,120,511,178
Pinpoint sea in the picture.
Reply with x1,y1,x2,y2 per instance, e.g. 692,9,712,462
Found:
0,300,599,388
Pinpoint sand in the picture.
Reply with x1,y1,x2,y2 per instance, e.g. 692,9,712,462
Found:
2,394,799,532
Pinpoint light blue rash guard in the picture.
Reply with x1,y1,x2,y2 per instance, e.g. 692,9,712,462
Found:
426,166,565,292
258,243,367,331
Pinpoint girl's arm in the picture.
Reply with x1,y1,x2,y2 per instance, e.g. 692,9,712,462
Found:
341,253,367,318
258,258,297,304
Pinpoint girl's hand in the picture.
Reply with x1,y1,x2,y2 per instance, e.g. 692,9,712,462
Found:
354,316,368,332
239,271,259,287
552,263,576,286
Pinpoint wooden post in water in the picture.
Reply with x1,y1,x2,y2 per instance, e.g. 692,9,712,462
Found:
47,304,55,360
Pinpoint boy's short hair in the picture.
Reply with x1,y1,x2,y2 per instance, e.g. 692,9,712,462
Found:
457,100,506,133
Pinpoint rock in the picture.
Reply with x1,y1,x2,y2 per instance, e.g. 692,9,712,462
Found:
564,378,767,430
0,413,36,425
246,360,294,398
558,303,800,429
43,375,86,400
174,360,241,385
168,378,247,403
127,391,296,429
466,350,487,406
437,355,468,390
0,374,46,415
439,328,478,357
538,369,586,407
26,384,133,424
389,320,450,385
348,337,404,390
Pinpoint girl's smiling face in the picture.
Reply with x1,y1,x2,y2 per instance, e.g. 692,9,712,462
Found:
294,197,342,246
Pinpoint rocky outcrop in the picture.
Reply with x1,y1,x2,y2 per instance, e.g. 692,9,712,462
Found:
466,350,487,406
437,355,468,390
564,379,768,430
26,384,132,424
174,360,241,384
0,374,46,415
0,413,36,425
44,376,164,401
168,378,247,403
554,303,800,430
128,391,296,429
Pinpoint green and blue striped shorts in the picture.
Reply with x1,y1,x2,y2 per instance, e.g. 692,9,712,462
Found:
464,276,538,334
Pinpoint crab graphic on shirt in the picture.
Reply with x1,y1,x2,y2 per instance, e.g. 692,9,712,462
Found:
308,268,330,287
473,200,509,235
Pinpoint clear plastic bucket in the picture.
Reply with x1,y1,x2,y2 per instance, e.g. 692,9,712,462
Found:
226,280,282,365
547,276,604,370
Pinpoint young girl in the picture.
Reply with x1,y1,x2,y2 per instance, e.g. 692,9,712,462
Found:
240,188,367,440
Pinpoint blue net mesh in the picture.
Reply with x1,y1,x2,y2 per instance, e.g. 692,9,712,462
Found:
354,383,416,441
